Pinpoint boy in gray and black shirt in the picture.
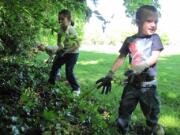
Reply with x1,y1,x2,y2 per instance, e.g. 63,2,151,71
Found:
96,5,164,135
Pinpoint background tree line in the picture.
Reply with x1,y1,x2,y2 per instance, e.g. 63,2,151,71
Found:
0,0,160,55
0,0,90,54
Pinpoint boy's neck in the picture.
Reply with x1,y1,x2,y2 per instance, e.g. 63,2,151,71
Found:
136,33,152,38
137,31,145,36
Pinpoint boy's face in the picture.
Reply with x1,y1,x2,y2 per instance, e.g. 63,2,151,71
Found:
58,14,69,28
138,10,158,36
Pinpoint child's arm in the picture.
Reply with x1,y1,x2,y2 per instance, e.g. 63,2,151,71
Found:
132,50,161,74
146,51,161,66
62,27,80,53
110,54,126,73
64,37,80,53
96,54,126,94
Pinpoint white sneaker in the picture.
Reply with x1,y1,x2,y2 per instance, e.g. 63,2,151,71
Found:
73,88,80,96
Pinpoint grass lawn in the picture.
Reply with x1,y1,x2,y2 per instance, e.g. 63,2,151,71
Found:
37,51,180,135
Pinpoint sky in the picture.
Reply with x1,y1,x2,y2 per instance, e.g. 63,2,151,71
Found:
85,0,180,45
158,0,180,34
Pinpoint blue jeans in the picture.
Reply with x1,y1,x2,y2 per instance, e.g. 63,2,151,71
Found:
48,53,80,90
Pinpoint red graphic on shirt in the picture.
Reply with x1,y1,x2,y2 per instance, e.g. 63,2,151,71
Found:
129,42,137,55
129,42,143,65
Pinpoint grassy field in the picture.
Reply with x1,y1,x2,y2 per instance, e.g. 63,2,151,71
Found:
37,51,180,135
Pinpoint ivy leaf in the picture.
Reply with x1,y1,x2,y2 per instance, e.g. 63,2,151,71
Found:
43,110,58,121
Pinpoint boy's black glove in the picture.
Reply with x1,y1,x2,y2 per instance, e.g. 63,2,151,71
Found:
96,70,114,94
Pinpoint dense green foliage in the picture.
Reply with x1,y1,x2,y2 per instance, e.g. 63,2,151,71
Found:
0,0,90,54
0,53,113,134
0,51,180,134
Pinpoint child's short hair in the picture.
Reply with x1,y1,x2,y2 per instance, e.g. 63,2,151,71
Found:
136,5,158,24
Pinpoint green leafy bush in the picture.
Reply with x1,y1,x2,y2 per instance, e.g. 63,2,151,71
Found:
0,54,113,134
160,33,170,45
0,0,91,55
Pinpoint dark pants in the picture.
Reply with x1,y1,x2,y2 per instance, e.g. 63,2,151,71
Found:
117,83,160,133
48,53,80,90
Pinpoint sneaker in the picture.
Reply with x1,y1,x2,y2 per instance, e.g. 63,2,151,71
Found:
55,74,61,81
73,88,80,96
48,79,55,85
116,118,129,135
146,124,165,135
153,124,165,135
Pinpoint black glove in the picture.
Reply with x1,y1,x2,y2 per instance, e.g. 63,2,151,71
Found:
96,76,112,94
96,70,114,94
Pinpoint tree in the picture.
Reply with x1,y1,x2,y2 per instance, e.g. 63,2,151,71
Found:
0,0,160,54
0,0,91,55
90,0,160,23
123,0,160,23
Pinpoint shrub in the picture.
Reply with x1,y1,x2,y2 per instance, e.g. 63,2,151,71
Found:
160,33,170,45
